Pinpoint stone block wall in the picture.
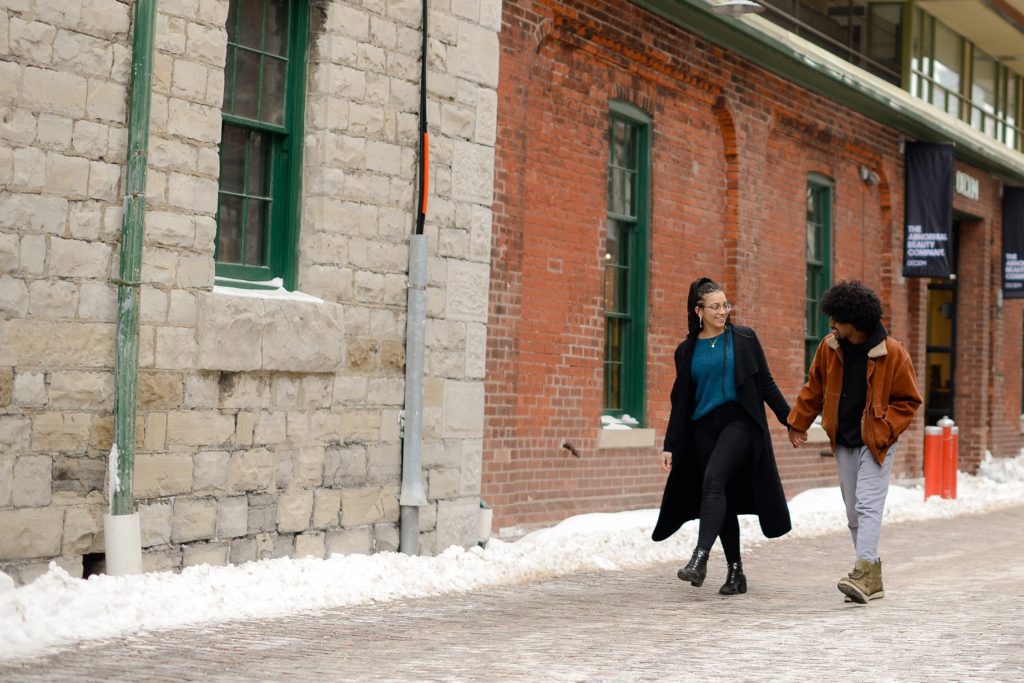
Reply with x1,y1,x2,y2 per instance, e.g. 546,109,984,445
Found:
0,0,500,584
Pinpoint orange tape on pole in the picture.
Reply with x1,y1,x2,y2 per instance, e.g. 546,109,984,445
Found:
420,131,429,216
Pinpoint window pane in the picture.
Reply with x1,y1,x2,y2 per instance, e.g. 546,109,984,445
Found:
1006,75,1019,148
265,0,290,56
611,119,637,171
245,199,268,266
610,120,626,168
605,321,623,411
759,1,902,83
237,0,263,50
913,10,931,100
226,0,239,43
217,195,244,263
932,22,961,117
220,124,246,193
806,187,818,260
604,219,629,314
605,363,621,410
866,4,902,79
246,131,269,196
608,169,634,217
971,51,997,136
233,49,260,119
262,57,287,125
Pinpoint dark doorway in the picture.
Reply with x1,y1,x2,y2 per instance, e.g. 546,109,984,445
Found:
924,221,959,426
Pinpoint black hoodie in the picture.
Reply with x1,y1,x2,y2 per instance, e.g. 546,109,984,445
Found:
836,324,889,448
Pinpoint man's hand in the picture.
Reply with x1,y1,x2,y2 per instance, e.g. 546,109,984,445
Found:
788,427,808,447
661,451,672,471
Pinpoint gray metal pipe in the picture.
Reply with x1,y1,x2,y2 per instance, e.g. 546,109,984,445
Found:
399,0,430,555
399,234,429,554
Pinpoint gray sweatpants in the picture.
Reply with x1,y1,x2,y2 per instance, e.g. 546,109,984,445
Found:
834,443,896,562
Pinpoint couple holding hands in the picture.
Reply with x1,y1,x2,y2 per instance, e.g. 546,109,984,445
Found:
653,278,922,604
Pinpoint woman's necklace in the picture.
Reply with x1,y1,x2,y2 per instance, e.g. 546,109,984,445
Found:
710,332,723,348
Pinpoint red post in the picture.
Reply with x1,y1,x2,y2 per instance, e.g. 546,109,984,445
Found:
923,426,942,499
938,416,955,499
949,426,959,499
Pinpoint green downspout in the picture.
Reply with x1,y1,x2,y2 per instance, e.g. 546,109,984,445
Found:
107,0,156,575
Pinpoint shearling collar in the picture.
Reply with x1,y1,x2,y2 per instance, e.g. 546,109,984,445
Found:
824,327,888,358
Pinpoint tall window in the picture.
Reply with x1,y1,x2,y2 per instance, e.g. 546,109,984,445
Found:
603,103,650,423
759,0,905,85
910,9,1023,152
217,0,308,289
805,177,832,375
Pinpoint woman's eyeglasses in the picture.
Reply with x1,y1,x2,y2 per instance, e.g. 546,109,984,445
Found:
700,302,733,313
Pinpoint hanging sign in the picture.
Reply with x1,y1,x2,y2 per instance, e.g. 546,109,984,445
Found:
1003,187,1024,299
903,142,954,278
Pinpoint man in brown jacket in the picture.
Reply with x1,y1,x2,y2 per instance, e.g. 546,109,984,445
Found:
788,281,922,604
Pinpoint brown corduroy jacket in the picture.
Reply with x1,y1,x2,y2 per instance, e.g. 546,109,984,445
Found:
788,332,923,464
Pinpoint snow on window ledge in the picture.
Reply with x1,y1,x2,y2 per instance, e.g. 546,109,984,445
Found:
213,277,324,304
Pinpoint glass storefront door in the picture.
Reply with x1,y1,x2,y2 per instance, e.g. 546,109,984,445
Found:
924,221,959,426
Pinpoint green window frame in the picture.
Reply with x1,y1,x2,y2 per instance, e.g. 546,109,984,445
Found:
805,176,832,376
216,0,308,290
603,102,651,424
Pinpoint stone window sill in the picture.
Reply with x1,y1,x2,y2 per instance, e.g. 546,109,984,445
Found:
193,289,346,373
597,428,656,450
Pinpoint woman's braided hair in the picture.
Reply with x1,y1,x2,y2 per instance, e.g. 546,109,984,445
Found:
686,277,724,340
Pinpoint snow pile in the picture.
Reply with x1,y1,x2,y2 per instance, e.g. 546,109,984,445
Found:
600,414,641,430
2,453,1023,661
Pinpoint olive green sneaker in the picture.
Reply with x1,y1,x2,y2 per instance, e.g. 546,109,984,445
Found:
839,558,884,604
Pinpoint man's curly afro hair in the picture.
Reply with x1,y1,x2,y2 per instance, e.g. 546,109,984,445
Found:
820,280,883,333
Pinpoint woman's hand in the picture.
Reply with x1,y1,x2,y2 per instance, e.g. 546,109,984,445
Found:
788,427,807,447
661,451,672,471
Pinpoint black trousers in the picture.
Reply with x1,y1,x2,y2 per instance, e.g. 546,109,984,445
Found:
692,402,754,562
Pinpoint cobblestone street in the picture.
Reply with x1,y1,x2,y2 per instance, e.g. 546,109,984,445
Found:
3,505,1022,682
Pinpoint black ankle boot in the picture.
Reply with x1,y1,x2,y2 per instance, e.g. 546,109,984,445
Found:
677,547,710,587
719,560,747,595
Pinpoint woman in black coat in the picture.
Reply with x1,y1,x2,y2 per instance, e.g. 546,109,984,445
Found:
653,277,792,595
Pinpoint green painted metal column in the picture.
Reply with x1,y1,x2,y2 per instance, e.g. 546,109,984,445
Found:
107,0,157,575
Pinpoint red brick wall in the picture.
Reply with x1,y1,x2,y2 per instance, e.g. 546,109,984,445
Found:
950,162,1024,469
484,0,1023,534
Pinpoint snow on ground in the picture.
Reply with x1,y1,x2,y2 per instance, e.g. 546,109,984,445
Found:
2,453,1023,661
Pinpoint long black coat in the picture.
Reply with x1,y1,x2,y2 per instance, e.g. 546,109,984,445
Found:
652,324,793,541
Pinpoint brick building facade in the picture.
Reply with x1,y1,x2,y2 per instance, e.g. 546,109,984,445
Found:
483,0,1024,536
0,0,500,583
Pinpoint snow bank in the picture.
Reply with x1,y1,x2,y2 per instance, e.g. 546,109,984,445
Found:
2,453,1023,661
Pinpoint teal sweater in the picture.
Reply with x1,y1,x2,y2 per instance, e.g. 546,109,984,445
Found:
690,330,736,420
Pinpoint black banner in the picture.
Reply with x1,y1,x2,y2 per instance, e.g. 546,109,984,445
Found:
1003,187,1024,299
903,142,954,278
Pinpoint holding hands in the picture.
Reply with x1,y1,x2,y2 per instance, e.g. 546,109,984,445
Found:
788,427,807,448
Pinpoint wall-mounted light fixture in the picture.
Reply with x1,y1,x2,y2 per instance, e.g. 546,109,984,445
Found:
711,0,766,17
858,164,881,186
